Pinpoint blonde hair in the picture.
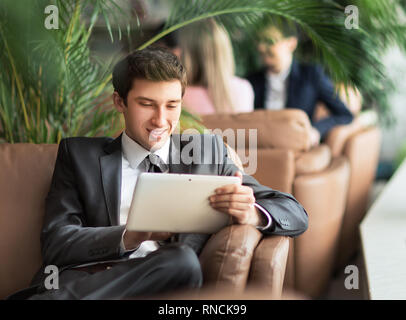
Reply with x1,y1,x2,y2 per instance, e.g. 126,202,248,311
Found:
179,19,235,113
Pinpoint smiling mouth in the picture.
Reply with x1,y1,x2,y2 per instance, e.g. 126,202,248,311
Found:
148,128,168,141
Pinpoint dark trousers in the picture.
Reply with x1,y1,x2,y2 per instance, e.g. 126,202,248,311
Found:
27,243,202,300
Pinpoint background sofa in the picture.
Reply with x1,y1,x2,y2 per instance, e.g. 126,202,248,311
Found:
202,109,380,298
319,109,381,272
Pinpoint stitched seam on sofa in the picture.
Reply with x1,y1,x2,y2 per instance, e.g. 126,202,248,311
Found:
247,249,256,283
235,225,247,289
216,226,232,287
248,232,266,284
253,237,282,285
269,237,284,284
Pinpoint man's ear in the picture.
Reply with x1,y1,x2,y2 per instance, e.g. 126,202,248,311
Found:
287,36,298,52
112,92,126,113
172,47,182,59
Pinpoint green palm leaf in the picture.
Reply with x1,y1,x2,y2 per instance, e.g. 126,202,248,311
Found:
140,0,374,88
1,0,405,143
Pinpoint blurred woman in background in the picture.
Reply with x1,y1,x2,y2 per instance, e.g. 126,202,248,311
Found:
178,18,254,114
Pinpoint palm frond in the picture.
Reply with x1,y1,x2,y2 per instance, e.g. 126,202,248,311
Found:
140,0,376,89
0,0,132,143
1,0,405,143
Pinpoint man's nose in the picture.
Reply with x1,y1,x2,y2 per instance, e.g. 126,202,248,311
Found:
151,106,166,127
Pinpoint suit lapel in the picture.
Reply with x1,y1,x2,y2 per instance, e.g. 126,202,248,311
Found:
286,60,299,109
256,69,267,110
100,134,122,226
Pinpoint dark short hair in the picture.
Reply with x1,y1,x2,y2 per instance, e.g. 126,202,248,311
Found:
154,22,180,49
112,46,187,102
257,19,298,44
274,22,298,39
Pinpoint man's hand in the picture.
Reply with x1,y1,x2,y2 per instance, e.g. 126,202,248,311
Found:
209,171,266,227
123,230,172,251
310,126,321,147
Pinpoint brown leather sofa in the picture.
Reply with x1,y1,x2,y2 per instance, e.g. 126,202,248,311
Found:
201,109,351,298
324,117,381,271
0,142,289,300
314,94,381,271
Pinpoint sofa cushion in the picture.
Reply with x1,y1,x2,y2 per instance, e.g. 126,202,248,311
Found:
201,109,312,152
0,143,57,299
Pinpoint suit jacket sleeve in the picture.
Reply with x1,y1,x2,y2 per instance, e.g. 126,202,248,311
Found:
313,66,354,139
216,136,308,237
40,139,125,268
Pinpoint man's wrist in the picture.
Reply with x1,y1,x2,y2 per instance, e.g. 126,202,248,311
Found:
121,229,140,252
253,203,272,230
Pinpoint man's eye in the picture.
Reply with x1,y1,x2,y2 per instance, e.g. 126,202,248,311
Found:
167,105,178,109
140,103,152,107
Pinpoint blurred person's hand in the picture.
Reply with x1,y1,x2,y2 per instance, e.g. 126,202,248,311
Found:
310,127,321,147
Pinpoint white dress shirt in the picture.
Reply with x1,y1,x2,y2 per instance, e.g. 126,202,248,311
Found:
119,131,272,259
264,67,290,110
120,131,170,258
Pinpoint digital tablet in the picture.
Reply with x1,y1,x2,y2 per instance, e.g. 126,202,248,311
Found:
126,173,241,234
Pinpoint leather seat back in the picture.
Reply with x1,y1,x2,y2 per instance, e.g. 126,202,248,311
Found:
201,109,312,151
0,143,58,299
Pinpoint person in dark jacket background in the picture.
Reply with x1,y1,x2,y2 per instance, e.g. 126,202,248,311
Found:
247,24,353,146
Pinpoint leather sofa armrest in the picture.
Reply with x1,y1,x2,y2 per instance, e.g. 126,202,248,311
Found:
248,236,289,299
199,225,262,292
295,145,331,175
325,120,366,157
202,109,312,152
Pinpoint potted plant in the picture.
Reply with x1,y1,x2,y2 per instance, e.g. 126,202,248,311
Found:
1,0,405,144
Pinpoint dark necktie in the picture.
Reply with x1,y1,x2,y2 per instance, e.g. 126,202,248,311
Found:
142,153,168,173
142,154,171,246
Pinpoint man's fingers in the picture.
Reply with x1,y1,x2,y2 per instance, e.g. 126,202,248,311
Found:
214,183,252,195
213,207,251,224
210,171,257,226
209,193,255,204
234,170,243,183
214,183,240,195
211,201,253,211
213,170,244,195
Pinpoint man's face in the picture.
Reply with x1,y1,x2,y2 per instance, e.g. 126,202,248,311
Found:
113,79,182,151
257,28,297,74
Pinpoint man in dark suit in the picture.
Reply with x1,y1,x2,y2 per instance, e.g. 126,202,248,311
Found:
247,25,353,146
9,47,308,300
